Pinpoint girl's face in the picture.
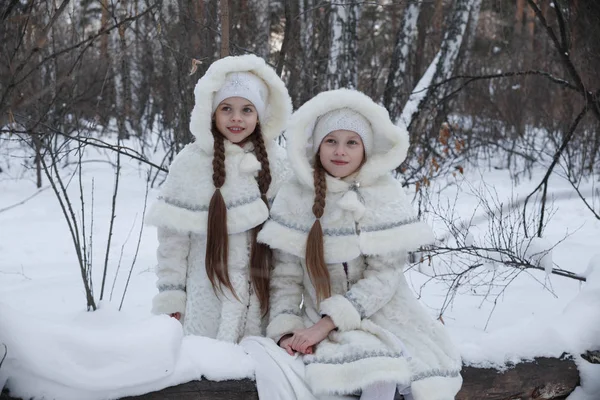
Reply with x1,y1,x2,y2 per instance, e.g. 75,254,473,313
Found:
214,97,258,143
318,130,365,178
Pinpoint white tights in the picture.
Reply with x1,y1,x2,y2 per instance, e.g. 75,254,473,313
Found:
359,382,397,400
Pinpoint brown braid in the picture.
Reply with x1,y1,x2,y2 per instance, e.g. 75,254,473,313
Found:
250,126,273,315
206,122,237,299
306,156,331,303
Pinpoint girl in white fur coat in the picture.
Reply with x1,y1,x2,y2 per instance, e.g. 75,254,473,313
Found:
145,54,292,343
258,89,462,399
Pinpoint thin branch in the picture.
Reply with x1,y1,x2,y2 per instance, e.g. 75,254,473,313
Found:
428,70,581,95
526,0,600,121
552,0,569,52
119,174,150,311
100,136,121,301
10,118,166,172
522,105,588,237
38,139,96,310
0,186,49,213
568,180,600,220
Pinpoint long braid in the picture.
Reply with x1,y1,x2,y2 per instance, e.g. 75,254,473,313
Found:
306,157,330,303
206,123,237,299
250,126,273,315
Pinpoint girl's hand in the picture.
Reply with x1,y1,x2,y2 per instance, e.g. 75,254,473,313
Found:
290,316,336,354
279,334,295,356
170,312,181,320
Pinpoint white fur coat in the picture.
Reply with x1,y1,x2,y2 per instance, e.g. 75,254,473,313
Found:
258,89,463,399
146,54,292,343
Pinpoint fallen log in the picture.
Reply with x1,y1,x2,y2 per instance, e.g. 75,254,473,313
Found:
1,356,581,400
457,355,579,400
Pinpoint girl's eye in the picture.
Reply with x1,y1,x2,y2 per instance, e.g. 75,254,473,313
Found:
243,107,254,113
220,106,231,112
325,138,336,144
348,140,359,145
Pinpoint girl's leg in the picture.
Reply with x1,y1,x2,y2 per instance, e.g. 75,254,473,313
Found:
360,382,397,400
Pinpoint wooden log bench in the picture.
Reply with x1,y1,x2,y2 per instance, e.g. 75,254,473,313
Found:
0,354,585,400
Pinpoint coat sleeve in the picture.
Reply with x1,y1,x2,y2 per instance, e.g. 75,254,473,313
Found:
267,250,306,343
319,251,406,332
151,227,191,316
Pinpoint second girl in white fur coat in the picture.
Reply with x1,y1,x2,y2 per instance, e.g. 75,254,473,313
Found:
259,89,462,399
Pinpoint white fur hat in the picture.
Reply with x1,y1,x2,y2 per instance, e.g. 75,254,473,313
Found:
211,71,270,119
312,108,374,156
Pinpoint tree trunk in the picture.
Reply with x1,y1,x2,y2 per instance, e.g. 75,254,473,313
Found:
220,0,230,58
115,0,131,139
431,0,445,46
299,0,315,104
1,356,573,400
526,0,536,52
384,0,421,122
401,0,476,133
515,0,525,35
327,0,359,90
253,0,270,58
101,0,110,58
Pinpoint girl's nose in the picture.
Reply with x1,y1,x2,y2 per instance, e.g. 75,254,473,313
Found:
231,111,242,122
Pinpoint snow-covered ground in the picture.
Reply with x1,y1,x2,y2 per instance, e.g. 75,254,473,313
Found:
0,134,599,399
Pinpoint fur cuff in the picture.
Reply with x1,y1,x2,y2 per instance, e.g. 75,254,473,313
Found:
152,290,186,315
267,313,305,343
319,295,361,332
410,374,463,400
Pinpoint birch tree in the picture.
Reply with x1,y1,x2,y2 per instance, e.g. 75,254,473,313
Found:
298,0,315,102
399,0,480,132
327,0,359,90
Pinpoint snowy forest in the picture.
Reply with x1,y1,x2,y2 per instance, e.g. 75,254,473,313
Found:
1,0,600,399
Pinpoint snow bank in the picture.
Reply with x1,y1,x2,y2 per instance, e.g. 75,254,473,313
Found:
0,303,254,400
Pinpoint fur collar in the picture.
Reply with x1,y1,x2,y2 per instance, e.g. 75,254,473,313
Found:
189,54,292,154
258,175,434,263
147,140,289,235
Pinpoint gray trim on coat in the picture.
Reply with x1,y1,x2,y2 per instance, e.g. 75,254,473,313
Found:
277,308,303,317
269,214,423,236
157,195,262,212
412,368,462,382
269,213,355,236
304,350,404,365
344,291,367,319
158,284,186,292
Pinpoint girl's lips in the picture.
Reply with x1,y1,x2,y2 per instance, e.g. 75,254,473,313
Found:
227,127,245,133
331,160,348,165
